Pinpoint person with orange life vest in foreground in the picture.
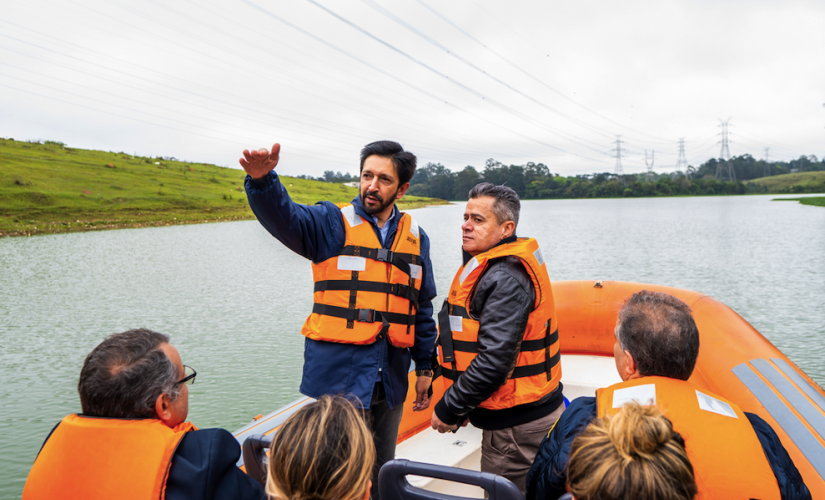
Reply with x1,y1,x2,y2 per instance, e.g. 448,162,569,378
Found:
432,183,564,495
526,291,811,500
240,141,437,500
22,329,266,500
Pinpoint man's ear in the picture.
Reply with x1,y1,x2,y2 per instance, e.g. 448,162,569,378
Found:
154,392,173,425
624,350,641,380
501,220,516,239
395,182,410,200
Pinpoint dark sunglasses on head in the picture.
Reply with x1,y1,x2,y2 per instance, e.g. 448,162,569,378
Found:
177,365,196,385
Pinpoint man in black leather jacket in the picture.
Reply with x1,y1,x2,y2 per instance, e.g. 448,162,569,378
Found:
431,183,564,494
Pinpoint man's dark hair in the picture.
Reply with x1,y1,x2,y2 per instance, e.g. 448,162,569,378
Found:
78,328,180,418
468,182,521,228
359,141,417,186
615,291,700,380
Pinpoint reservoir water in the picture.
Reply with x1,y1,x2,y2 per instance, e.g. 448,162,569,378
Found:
1,194,824,498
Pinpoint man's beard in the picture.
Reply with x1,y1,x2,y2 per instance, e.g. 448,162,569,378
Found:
361,189,396,215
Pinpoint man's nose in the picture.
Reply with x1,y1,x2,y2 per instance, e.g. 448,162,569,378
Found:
367,177,379,191
461,220,472,231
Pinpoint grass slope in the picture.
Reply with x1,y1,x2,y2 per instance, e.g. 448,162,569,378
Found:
0,138,445,237
746,171,825,194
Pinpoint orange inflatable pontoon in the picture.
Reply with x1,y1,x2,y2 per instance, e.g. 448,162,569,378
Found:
235,280,825,497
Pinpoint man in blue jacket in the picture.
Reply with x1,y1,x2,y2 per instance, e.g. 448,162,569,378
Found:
240,140,438,500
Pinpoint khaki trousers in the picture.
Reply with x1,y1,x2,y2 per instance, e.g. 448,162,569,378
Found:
480,403,566,495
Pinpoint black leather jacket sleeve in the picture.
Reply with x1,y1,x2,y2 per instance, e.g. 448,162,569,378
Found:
435,256,536,424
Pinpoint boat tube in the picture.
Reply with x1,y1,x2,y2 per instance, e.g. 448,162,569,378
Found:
234,280,825,498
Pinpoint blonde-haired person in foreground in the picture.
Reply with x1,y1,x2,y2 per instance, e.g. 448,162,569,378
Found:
266,395,375,500
567,402,697,500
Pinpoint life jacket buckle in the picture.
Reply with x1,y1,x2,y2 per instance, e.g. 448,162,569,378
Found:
357,309,376,323
377,248,393,263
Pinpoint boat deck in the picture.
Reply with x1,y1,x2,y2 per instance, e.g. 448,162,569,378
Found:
394,354,621,496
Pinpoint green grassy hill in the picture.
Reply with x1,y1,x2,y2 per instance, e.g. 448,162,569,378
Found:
746,171,825,194
0,138,446,237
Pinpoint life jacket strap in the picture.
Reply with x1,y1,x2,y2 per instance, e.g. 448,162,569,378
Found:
314,280,420,308
437,302,456,363
438,303,559,352
312,303,414,326
441,351,561,381
446,303,472,319
544,320,558,381
438,300,560,381
339,246,420,276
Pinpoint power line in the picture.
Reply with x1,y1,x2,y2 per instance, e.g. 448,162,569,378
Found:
366,0,631,143
0,81,351,168
2,3,561,165
304,0,613,158
239,0,609,164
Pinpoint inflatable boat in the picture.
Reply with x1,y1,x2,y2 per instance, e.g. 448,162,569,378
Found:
234,280,825,498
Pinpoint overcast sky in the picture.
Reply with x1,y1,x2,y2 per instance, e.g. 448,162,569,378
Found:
2,0,823,177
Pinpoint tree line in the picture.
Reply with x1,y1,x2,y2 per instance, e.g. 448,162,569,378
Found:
403,155,824,201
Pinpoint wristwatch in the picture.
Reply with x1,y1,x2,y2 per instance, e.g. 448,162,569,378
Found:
415,369,433,378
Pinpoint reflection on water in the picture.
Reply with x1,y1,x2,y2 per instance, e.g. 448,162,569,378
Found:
1,194,823,497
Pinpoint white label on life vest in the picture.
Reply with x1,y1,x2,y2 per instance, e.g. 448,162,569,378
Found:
340,205,363,227
409,264,422,279
409,217,420,239
337,256,366,271
533,247,545,267
449,315,463,332
459,257,480,284
612,384,656,408
696,390,738,418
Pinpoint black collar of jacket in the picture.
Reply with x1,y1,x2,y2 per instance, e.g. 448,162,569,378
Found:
462,234,518,265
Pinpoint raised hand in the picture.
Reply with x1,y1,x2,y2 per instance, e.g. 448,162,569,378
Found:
239,143,280,180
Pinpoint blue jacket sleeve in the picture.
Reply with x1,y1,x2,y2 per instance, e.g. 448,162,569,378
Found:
526,397,598,500
410,227,437,370
245,171,345,263
745,412,812,500
166,428,266,500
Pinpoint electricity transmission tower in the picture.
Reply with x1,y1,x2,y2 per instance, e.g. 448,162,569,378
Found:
645,150,655,182
675,138,688,177
716,118,735,181
611,136,625,185
764,147,771,177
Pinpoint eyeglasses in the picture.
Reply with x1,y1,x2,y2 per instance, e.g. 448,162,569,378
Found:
177,365,197,386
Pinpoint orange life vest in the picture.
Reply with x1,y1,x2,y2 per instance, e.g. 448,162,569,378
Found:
23,414,196,500
437,238,561,410
301,203,423,348
596,377,781,500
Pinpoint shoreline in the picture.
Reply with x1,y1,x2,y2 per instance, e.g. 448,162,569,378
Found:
0,199,452,238
5,194,822,239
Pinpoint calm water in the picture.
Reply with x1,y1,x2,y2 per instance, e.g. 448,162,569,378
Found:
1,194,824,497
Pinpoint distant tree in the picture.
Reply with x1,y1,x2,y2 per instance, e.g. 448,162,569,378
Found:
454,166,481,200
